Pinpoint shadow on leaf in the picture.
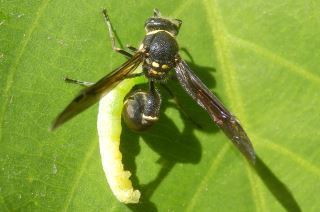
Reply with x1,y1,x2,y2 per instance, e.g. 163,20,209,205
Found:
252,156,302,212
119,56,301,211
120,60,218,211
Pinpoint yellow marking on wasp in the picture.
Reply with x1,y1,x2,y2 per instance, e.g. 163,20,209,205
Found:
149,69,158,75
146,29,174,37
149,69,165,76
152,62,160,67
142,114,159,121
162,64,169,69
138,43,144,50
149,69,157,74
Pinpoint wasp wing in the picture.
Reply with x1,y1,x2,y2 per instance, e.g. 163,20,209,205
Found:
51,52,143,131
175,58,255,163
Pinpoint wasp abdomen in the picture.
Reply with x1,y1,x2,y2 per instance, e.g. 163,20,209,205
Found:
122,89,161,131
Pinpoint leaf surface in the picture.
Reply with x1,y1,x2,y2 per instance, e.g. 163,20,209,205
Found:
1,0,319,211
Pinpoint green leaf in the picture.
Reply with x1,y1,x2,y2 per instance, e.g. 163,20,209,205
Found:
1,0,319,211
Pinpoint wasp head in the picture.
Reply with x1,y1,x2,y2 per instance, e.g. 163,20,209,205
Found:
144,9,182,36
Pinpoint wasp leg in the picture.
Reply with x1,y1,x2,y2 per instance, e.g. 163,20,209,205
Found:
64,71,144,88
126,45,138,53
145,81,161,119
160,84,202,129
180,47,195,64
125,72,145,79
64,77,94,87
102,9,133,58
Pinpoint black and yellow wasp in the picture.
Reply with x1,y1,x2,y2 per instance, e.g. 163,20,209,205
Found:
51,9,255,163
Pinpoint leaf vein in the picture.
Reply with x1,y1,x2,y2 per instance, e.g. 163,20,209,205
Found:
62,140,98,211
0,0,50,142
185,143,230,211
203,0,261,210
228,35,320,85
253,134,320,177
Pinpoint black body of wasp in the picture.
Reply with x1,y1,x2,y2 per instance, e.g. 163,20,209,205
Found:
142,31,179,80
51,9,255,163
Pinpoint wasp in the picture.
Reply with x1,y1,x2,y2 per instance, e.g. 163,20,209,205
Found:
51,9,255,163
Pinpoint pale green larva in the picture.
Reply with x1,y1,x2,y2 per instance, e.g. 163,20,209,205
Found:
97,75,145,204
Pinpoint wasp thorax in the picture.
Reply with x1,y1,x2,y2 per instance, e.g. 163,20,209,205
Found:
122,90,161,131
142,30,179,80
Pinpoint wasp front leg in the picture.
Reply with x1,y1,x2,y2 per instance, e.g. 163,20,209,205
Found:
102,9,133,58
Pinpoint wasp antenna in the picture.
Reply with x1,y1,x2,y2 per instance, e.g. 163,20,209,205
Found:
153,8,161,17
48,126,54,132
101,8,107,14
